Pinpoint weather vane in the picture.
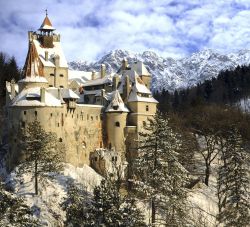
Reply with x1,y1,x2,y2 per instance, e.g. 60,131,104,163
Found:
45,9,48,16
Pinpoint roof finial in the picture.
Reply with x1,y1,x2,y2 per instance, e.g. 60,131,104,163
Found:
45,9,48,16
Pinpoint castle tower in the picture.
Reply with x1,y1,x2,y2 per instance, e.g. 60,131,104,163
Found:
105,90,129,156
131,61,151,90
25,11,69,88
127,72,158,129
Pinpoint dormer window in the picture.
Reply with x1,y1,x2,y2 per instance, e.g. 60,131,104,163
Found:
113,105,118,110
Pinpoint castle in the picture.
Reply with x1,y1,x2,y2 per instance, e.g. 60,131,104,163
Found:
5,14,158,174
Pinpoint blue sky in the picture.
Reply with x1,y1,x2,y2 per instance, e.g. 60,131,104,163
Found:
1,0,250,67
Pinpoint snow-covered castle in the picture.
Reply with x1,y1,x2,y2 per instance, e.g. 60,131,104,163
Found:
5,14,158,173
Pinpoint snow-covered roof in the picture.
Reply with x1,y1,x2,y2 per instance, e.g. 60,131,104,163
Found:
61,88,80,99
46,87,79,100
83,74,114,87
39,15,55,31
19,76,48,83
84,89,101,95
10,87,62,107
33,39,68,68
68,70,96,82
128,88,158,103
133,76,151,94
131,60,150,76
105,90,129,112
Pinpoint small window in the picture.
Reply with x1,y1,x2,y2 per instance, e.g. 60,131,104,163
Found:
143,121,146,127
60,74,64,77
50,73,54,77
95,157,98,161
50,113,53,117
21,121,25,128
115,121,120,127
59,138,63,142
146,105,149,111
87,114,89,120
91,116,93,121
58,123,60,127
24,111,26,115
112,157,115,162
60,85,64,88
49,85,53,87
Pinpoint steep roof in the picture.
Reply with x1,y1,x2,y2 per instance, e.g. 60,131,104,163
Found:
39,15,55,31
23,41,44,78
10,87,62,107
105,90,129,113
131,61,150,76
33,39,68,68
83,73,113,87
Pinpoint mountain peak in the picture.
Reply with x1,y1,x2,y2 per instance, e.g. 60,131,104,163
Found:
69,49,250,92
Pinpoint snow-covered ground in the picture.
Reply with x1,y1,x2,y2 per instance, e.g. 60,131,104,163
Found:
1,155,220,226
4,163,102,226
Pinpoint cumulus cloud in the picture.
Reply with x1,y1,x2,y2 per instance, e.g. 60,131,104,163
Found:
0,0,250,67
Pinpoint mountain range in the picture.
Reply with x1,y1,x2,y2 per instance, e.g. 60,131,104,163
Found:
69,49,250,92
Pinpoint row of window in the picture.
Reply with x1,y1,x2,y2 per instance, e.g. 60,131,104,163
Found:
23,111,100,121
50,74,64,77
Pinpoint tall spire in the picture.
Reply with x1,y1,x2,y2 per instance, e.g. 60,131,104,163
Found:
39,10,55,31
23,41,44,78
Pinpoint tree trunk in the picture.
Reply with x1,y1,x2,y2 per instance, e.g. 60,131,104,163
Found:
35,160,38,195
152,198,156,225
204,164,210,186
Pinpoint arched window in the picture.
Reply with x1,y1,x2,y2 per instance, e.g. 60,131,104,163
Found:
115,121,120,127
59,138,63,142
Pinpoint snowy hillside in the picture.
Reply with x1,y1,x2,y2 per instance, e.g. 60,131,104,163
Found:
5,164,102,226
69,49,250,92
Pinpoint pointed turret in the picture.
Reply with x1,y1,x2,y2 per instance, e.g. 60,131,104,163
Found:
39,10,55,32
23,41,44,78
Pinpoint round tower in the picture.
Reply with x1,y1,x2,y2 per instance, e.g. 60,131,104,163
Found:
105,90,129,155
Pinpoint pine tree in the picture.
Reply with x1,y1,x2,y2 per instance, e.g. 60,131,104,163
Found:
217,129,250,226
17,120,64,195
91,176,146,226
63,182,94,227
0,181,39,226
134,111,190,226
63,176,146,227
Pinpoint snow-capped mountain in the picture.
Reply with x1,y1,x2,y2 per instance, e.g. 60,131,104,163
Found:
69,49,250,92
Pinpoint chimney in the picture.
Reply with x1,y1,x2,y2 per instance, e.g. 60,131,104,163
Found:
101,64,106,78
40,87,45,103
45,51,48,61
101,89,105,105
122,58,128,70
123,75,130,102
91,71,96,80
54,55,60,67
112,75,119,91
28,31,33,42
58,88,62,101
10,80,15,99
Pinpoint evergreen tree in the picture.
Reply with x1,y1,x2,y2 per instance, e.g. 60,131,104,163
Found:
63,182,94,227
18,120,64,195
91,176,146,226
0,181,39,226
63,176,146,227
217,129,250,226
134,111,190,226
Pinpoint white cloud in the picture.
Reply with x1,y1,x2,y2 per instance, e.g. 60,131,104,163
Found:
0,0,250,66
